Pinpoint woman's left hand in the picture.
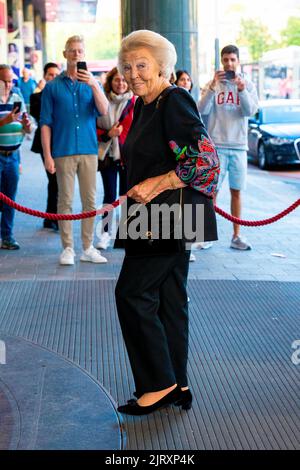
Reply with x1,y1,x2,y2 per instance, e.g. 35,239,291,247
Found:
127,176,165,204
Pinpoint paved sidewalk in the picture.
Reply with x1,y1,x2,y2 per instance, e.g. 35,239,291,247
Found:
1,139,299,282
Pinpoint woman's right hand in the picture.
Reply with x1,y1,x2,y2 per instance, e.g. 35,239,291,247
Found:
108,121,123,138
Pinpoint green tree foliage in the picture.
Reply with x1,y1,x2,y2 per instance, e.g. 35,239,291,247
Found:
45,16,120,63
237,18,277,61
281,16,300,46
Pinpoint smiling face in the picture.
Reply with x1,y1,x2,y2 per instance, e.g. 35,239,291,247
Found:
121,47,166,103
111,72,128,95
176,72,192,91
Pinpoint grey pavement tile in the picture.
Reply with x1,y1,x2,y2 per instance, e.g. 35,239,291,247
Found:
36,264,59,273
0,274,18,280
221,264,267,272
192,273,237,280
36,274,75,281
0,267,17,274
190,276,236,281
281,264,300,271
0,273,36,280
233,274,278,281
55,266,76,274
74,273,116,280
15,268,38,275
270,275,300,282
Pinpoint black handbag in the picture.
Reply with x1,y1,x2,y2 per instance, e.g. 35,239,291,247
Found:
123,188,186,256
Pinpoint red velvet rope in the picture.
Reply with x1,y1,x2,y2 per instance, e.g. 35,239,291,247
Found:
0,192,126,220
214,200,300,226
0,192,299,227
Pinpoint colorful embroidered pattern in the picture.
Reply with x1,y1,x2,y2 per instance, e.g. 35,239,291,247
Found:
169,141,187,161
169,135,220,197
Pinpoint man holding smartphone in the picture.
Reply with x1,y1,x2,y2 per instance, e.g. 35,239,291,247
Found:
198,45,258,251
0,64,31,250
30,62,60,231
40,35,109,265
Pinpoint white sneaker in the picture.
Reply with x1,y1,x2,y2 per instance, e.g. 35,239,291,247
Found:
60,247,75,265
80,246,107,263
189,252,196,262
194,241,213,250
95,232,111,250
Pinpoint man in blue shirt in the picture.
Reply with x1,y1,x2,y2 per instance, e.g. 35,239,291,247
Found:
17,67,37,111
41,35,108,265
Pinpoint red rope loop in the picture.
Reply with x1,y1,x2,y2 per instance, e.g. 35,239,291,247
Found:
214,199,300,226
0,192,126,220
0,192,299,227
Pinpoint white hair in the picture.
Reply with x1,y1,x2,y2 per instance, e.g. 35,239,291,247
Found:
118,30,177,79
64,35,85,51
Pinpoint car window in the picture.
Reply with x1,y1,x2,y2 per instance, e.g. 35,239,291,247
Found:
262,105,300,124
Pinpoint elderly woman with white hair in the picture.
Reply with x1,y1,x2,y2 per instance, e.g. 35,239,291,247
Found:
115,30,220,415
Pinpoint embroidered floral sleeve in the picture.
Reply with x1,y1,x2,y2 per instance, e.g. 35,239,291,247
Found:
165,88,220,198
169,134,220,197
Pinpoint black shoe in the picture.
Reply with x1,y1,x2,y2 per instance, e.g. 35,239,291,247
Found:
43,219,59,231
174,388,193,410
118,386,180,416
127,392,142,405
1,238,20,250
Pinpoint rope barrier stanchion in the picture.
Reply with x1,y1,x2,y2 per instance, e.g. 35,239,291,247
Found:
0,191,299,226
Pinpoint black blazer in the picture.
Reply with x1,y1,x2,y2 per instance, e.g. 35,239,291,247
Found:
122,86,218,244
30,91,43,154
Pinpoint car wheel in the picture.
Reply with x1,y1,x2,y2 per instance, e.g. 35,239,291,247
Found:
258,143,269,170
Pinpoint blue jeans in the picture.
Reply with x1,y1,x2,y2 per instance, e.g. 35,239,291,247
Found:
0,150,20,241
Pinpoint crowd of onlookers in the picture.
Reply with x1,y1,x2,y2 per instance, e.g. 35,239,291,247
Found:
0,35,258,264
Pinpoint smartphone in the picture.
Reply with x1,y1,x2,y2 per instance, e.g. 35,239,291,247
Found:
77,61,87,82
13,101,22,113
225,70,235,80
77,61,87,71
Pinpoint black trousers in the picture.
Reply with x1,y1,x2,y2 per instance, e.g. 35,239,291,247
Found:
40,153,58,217
115,251,190,394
